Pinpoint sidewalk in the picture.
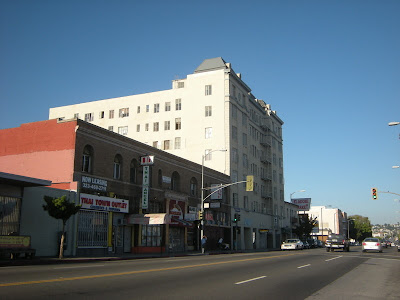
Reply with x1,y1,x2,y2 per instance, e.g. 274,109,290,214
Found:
0,248,248,267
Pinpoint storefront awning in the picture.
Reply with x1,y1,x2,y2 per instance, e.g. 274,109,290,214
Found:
127,213,170,225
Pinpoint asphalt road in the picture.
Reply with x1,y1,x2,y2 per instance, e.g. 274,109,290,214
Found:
0,246,399,299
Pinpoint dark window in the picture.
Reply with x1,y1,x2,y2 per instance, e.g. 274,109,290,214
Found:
82,145,93,173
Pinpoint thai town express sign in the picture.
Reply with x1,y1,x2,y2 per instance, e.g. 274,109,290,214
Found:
80,193,129,213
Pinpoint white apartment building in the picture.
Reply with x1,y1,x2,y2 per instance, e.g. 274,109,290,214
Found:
49,57,285,250
307,206,349,241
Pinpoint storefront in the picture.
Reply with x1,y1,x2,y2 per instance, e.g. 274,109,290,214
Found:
77,192,129,256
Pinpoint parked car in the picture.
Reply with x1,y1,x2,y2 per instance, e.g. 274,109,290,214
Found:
362,238,383,253
281,239,304,250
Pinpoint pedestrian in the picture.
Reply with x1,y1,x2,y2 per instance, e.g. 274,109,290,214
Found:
201,235,207,254
218,237,223,250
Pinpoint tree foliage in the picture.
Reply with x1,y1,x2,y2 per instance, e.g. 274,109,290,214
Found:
293,216,318,239
43,195,81,259
348,215,372,242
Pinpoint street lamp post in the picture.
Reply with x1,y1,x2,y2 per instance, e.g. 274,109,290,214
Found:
200,149,226,252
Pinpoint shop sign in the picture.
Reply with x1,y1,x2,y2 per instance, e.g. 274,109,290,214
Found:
140,155,154,166
162,176,171,183
209,202,220,208
142,186,149,209
210,184,223,200
80,193,129,213
259,229,269,233
81,175,107,192
291,198,311,210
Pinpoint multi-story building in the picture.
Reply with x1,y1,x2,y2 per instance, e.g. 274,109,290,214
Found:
0,119,230,256
307,206,348,241
49,57,285,249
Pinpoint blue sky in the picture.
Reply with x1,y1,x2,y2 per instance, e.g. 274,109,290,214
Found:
1,0,399,224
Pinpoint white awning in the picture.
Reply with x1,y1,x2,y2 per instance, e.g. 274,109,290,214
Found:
127,213,170,225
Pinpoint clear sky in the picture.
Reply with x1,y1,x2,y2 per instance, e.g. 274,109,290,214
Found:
1,0,399,225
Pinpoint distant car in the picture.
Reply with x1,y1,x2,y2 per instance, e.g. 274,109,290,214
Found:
302,241,310,249
281,239,304,250
362,238,383,253
397,244,400,252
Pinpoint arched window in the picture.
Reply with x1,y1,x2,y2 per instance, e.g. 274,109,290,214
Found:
130,159,138,183
113,154,123,180
82,145,93,173
171,171,180,192
158,169,163,187
190,177,197,196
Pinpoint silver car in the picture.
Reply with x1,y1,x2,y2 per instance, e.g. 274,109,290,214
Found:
362,238,383,253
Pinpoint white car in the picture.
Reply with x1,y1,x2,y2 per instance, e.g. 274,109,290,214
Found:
362,238,383,253
281,239,304,250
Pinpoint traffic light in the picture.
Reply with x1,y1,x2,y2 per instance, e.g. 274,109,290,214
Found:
237,214,241,221
198,211,204,220
233,213,238,223
371,188,378,200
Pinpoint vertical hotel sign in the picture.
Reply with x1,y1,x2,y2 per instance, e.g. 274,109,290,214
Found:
141,156,154,210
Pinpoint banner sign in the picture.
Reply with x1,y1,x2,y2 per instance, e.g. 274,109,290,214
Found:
291,198,312,210
210,184,223,200
80,193,129,213
142,166,150,209
81,175,107,192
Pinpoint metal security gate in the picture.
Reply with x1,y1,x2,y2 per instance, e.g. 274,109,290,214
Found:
0,196,21,235
77,210,108,248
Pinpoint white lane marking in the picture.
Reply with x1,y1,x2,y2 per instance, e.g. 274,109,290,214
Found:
53,265,105,269
325,256,343,262
235,276,267,285
297,264,311,269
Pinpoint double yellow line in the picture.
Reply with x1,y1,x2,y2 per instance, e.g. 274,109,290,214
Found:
0,252,299,287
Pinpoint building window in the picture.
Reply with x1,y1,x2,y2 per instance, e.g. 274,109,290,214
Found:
233,193,238,207
137,106,140,113
164,140,170,150
242,133,248,146
153,122,159,132
136,124,140,132
175,99,181,111
175,137,181,149
190,177,197,196
130,159,138,183
171,171,180,192
119,108,129,118
146,105,150,112
154,104,160,113
145,123,149,131
109,110,114,119
178,81,184,88
205,127,212,139
205,85,212,96
205,106,212,117
74,113,79,119
175,118,181,130
82,145,93,173
165,102,171,111
153,141,160,149
108,126,113,132
244,196,249,210
118,126,128,135
243,154,248,169
113,155,122,180
99,111,105,119
141,225,161,247
164,121,170,130
232,148,238,163
232,126,238,140
84,113,94,122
